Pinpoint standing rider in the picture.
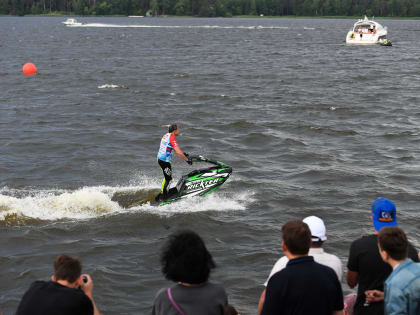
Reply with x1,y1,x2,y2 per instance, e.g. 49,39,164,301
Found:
156,124,192,201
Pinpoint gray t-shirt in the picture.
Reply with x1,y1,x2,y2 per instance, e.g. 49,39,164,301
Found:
152,282,228,315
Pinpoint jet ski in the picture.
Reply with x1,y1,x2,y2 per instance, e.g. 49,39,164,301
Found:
111,155,232,208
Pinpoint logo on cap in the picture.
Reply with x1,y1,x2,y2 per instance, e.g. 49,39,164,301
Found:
378,211,393,222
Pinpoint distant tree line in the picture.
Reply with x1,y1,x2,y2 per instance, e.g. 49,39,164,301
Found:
1,0,420,17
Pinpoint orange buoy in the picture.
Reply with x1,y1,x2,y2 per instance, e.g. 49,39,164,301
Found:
22,62,37,76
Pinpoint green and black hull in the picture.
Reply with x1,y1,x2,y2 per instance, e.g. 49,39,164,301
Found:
111,155,232,208
153,155,232,206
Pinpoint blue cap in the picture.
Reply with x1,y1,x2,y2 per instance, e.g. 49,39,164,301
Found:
371,197,397,231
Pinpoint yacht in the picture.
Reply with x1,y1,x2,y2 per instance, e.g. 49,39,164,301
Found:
62,18,83,26
346,16,389,45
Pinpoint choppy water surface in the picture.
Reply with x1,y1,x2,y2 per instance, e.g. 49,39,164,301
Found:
1,16,420,314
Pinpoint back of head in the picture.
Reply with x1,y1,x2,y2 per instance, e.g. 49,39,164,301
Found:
54,254,82,283
371,197,397,232
160,230,215,284
282,220,311,255
378,226,408,261
168,124,178,133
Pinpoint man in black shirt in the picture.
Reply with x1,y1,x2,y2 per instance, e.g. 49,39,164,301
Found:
261,220,344,315
346,197,419,315
16,254,100,315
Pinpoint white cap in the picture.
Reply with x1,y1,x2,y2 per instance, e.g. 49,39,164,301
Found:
303,216,327,241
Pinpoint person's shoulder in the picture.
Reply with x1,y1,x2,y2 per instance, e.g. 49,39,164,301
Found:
403,259,420,275
321,251,342,263
387,261,420,291
26,280,55,292
277,256,289,263
273,256,289,270
350,234,376,247
169,133,177,144
317,251,343,271
30,280,49,287
205,281,227,293
313,263,341,284
272,256,289,269
154,287,168,300
312,260,337,273
60,286,91,303
269,264,292,281
19,280,46,296
407,242,419,262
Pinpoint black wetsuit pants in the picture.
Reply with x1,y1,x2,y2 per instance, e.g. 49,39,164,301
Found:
158,159,172,197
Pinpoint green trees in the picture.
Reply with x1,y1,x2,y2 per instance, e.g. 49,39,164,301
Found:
0,0,9,14
2,0,420,16
414,0,420,15
150,0,158,15
73,0,88,14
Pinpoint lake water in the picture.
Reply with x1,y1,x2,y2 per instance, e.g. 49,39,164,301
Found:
1,16,420,314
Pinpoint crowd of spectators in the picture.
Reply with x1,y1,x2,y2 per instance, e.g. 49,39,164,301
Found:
14,197,420,315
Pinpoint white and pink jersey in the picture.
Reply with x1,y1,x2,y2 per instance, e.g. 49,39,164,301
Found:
157,133,178,162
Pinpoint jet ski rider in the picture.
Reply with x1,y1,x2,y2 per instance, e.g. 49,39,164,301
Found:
156,124,192,201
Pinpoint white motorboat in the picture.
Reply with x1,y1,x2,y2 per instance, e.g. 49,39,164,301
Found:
62,18,83,26
346,16,390,45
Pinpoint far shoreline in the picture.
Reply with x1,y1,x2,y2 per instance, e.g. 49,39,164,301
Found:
1,14,420,20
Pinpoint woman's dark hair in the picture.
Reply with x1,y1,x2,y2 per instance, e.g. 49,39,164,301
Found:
160,230,216,284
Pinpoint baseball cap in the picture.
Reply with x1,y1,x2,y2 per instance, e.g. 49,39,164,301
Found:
303,216,327,242
372,197,397,232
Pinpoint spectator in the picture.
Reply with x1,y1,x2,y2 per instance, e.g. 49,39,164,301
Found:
258,216,343,314
346,197,419,315
365,227,420,315
260,220,344,315
152,230,228,315
16,254,100,315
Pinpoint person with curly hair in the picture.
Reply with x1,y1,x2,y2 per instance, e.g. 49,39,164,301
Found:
152,230,228,315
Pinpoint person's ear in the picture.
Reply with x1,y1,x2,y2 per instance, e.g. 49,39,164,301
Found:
378,245,388,262
75,275,83,287
380,250,388,262
281,241,287,253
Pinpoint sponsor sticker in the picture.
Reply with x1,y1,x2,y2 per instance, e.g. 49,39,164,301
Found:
186,179,219,191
